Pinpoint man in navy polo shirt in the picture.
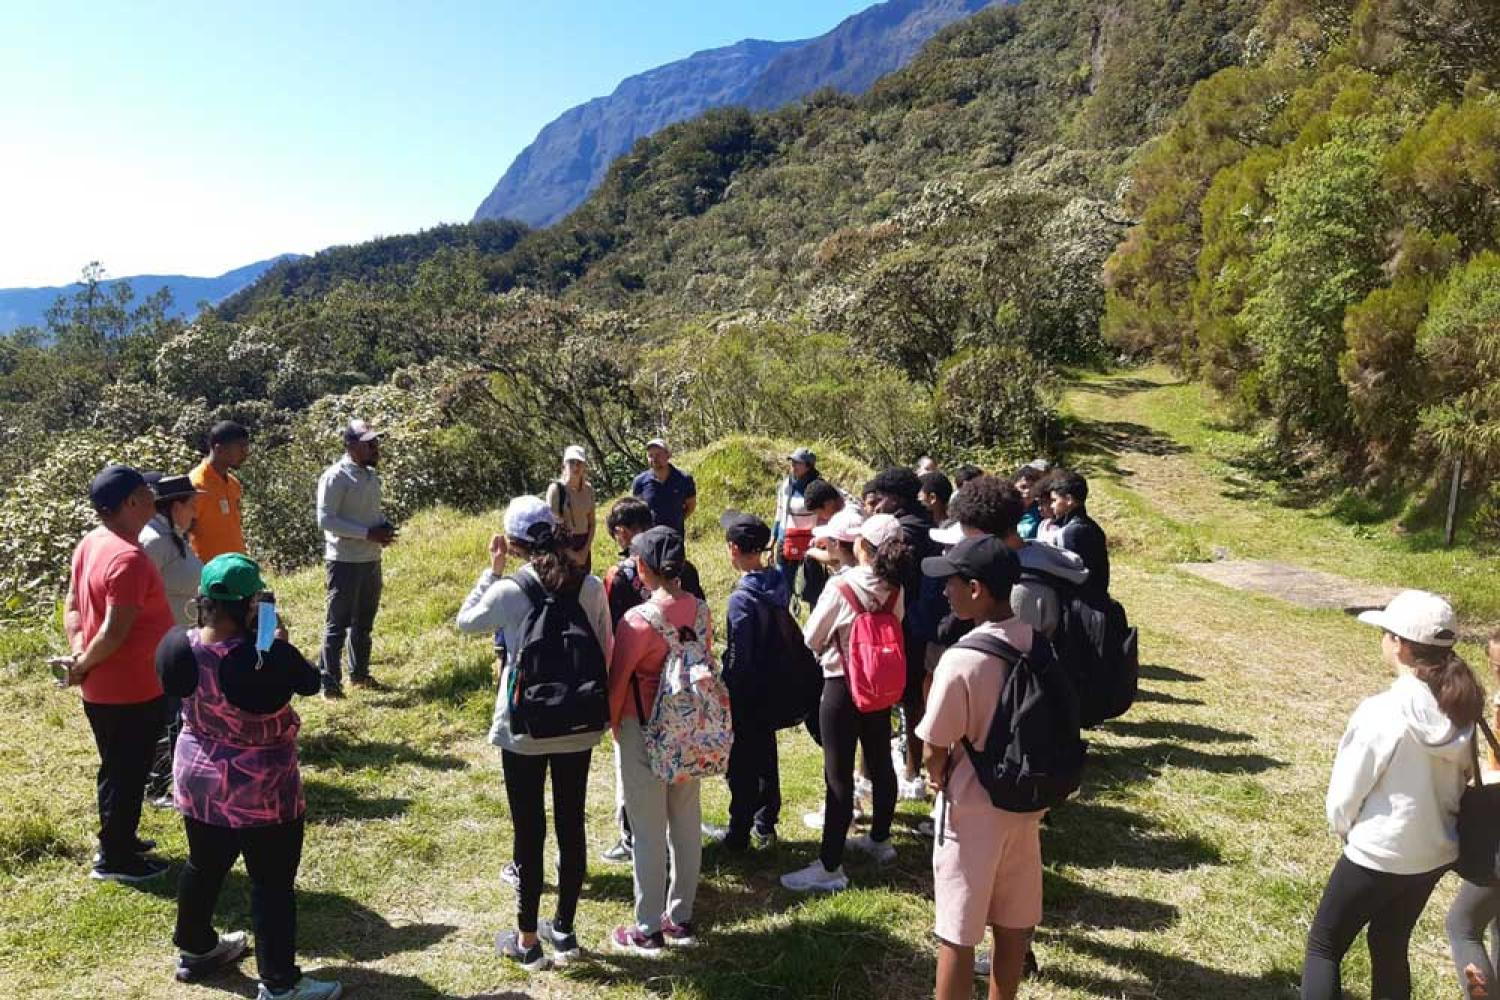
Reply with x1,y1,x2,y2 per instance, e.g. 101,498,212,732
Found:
630,438,697,535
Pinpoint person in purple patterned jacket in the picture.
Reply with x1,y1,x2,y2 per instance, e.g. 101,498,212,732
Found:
155,554,341,1000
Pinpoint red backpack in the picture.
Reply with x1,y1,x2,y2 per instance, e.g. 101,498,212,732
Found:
835,580,906,712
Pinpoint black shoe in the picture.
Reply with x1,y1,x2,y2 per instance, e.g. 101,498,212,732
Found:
495,930,549,972
538,918,581,964
349,676,387,691
91,856,168,883
93,838,158,865
322,686,345,700
1024,948,1040,979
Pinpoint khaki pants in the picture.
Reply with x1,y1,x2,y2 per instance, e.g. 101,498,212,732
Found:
616,717,701,933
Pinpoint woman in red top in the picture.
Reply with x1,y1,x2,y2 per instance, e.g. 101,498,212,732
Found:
606,527,713,956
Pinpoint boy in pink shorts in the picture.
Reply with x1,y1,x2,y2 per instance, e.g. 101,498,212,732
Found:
915,535,1044,1000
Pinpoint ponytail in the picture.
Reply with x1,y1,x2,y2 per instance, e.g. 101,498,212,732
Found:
512,527,585,596
1406,639,1484,729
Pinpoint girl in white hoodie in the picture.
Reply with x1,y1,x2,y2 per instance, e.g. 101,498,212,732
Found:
1302,590,1482,1000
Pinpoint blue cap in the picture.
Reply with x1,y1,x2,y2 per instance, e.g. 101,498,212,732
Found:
88,465,148,513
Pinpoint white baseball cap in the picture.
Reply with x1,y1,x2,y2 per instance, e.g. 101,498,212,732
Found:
860,512,902,548
646,438,669,451
1357,590,1459,648
930,522,965,547
563,445,588,464
813,508,864,544
503,495,557,545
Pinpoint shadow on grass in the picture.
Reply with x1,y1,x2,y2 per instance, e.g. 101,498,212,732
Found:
1057,412,1190,481
303,777,413,823
1105,719,1254,744
560,911,930,999
1138,663,1204,683
1045,870,1179,931
171,966,521,1000
1091,740,1284,781
298,730,467,773
133,868,456,962
1132,688,1207,708
1044,801,1220,872
1039,930,1299,999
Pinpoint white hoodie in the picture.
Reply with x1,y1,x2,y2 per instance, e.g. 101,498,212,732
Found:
1326,672,1474,875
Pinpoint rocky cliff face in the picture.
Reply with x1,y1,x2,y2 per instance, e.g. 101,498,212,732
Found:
472,0,1003,228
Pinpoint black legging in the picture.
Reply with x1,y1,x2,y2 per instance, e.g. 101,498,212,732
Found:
1301,854,1446,1000
1448,878,1500,998
176,815,304,993
500,748,592,934
819,675,896,871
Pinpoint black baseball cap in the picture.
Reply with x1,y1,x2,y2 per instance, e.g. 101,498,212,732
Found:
720,510,771,552
921,534,1020,597
630,526,685,575
89,465,149,513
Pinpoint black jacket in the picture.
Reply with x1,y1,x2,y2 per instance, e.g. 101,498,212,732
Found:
1055,507,1110,599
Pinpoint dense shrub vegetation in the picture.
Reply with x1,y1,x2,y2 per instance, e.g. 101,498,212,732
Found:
6,0,1492,613
1104,0,1500,498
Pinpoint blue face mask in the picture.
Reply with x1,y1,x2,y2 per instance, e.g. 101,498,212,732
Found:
255,597,277,653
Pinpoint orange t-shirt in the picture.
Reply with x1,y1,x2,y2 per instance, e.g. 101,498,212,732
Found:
189,458,245,561
70,526,172,704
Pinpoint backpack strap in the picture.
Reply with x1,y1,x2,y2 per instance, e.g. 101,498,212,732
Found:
835,579,865,617
952,631,1024,665
630,601,680,653
1473,717,1500,787
880,587,899,615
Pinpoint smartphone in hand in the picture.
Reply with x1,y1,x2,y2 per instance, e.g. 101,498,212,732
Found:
47,656,72,687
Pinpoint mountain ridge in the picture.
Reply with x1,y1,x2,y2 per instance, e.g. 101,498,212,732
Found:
0,255,301,333
473,0,1002,228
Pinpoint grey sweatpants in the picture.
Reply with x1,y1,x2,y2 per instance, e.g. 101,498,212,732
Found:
321,559,382,688
617,716,701,934
1448,878,1500,999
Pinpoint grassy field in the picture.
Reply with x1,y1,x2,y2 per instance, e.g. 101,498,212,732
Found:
1,392,1494,998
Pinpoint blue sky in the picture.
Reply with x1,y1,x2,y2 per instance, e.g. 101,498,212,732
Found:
0,0,872,287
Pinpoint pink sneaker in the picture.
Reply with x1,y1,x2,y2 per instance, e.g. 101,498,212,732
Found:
660,915,697,947
609,924,664,957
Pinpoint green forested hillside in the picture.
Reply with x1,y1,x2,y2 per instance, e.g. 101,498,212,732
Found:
4,0,1495,613
1104,0,1500,525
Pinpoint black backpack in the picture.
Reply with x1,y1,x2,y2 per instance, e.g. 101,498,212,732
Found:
952,632,1087,813
734,587,823,731
506,573,609,739
1023,570,1139,727
1458,718,1500,886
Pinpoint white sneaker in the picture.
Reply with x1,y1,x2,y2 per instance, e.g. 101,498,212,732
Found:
898,776,927,801
846,834,896,863
802,809,825,831
780,860,848,893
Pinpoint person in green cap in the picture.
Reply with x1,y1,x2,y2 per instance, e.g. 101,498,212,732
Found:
154,554,340,1000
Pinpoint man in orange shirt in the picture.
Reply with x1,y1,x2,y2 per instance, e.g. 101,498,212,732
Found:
189,421,249,561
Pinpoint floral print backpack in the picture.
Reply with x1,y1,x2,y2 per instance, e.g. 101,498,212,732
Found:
628,598,733,784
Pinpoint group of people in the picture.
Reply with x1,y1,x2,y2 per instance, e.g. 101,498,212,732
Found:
56,414,1500,1000
446,444,1116,1000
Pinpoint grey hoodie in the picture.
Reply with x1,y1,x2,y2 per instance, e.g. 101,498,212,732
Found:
1014,541,1089,638
1326,672,1473,875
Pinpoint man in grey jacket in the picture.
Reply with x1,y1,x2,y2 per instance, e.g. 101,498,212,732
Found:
317,420,396,697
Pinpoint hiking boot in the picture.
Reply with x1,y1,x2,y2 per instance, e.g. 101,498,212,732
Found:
91,856,168,883
538,918,580,965
495,930,549,972
600,838,633,864
779,860,848,893
847,833,896,863
660,915,697,948
175,931,248,982
256,977,343,1000
500,861,521,891
609,925,664,957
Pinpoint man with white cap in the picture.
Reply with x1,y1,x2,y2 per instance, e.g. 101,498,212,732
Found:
630,439,696,535
1302,589,1482,1000
316,419,396,697
546,445,596,571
